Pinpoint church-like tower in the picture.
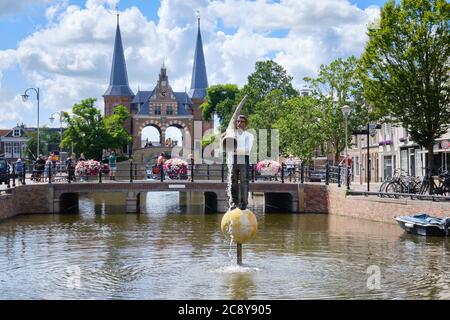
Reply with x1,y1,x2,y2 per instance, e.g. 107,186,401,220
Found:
103,14,134,122
189,15,213,132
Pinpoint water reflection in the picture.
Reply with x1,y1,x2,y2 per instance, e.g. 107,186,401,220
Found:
0,192,448,299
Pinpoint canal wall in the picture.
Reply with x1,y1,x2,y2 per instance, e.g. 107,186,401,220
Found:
1,183,449,224
327,185,450,224
0,185,53,221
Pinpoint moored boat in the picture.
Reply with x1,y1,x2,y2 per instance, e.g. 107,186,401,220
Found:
394,213,450,236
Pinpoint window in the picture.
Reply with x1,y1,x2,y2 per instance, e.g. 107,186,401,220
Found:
13,129,20,137
13,143,21,157
166,106,173,115
384,155,393,180
155,106,161,115
5,142,12,157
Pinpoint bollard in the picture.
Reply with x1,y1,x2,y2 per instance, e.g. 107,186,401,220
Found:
99,166,102,183
191,159,194,182
251,164,255,183
281,163,285,183
207,164,210,180
300,162,304,184
6,168,10,189
221,163,224,183
134,163,137,181
160,163,164,182
22,164,26,185
337,164,342,188
12,164,16,187
68,165,72,184
130,161,133,183
347,166,351,190
325,163,329,185
48,164,52,184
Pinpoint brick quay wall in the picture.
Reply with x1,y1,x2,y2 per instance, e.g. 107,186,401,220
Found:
327,185,450,224
0,183,449,224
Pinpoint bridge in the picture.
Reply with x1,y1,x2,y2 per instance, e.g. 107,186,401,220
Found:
1,162,338,215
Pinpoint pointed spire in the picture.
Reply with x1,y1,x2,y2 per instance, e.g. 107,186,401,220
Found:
104,13,134,97
189,11,208,100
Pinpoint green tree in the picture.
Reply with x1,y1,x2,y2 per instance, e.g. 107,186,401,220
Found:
360,0,450,182
243,60,298,112
200,84,240,131
274,97,324,163
60,98,131,161
305,56,366,163
25,126,60,160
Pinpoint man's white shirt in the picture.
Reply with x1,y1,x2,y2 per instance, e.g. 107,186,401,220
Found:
227,129,254,165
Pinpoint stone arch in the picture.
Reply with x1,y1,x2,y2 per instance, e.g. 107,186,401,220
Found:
139,122,163,146
163,120,191,148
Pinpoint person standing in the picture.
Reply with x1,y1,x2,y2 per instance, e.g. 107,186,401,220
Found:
228,115,254,210
108,151,117,180
286,154,296,182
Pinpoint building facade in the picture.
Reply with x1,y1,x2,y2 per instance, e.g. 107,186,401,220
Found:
349,123,450,184
103,15,213,156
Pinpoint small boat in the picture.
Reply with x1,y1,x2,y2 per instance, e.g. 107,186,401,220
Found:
394,213,450,236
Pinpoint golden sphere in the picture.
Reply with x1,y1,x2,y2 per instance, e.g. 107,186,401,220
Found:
221,208,258,244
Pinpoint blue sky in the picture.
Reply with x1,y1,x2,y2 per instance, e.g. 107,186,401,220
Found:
0,0,386,133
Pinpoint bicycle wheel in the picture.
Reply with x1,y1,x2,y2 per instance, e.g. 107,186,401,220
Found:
419,179,430,195
385,181,401,198
379,180,390,194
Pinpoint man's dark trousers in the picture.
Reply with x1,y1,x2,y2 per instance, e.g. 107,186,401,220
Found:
231,155,249,210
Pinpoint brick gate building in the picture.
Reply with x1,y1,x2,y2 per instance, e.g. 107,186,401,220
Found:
103,15,213,156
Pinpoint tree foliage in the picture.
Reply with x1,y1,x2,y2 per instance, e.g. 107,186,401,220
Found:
60,98,131,161
360,0,450,173
25,126,60,160
243,60,298,112
305,56,366,162
200,84,240,131
274,97,324,163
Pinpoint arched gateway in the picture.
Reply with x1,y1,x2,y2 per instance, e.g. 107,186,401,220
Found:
103,15,212,157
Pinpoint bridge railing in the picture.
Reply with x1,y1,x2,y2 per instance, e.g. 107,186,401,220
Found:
1,162,353,189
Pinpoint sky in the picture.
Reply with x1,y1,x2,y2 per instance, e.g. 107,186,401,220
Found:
0,0,387,135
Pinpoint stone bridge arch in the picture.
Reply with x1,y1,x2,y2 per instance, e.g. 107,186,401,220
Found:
136,121,163,148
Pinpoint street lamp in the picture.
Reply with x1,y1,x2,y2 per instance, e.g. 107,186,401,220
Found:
49,112,63,150
22,87,40,159
341,105,351,166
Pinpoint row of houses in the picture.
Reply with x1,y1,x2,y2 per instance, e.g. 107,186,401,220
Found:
0,124,63,162
348,124,450,182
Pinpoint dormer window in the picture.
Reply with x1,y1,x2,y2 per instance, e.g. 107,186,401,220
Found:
13,129,20,137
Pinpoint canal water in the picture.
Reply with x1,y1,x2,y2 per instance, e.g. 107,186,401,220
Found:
0,192,448,299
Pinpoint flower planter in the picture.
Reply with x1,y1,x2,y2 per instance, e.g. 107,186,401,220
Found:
163,158,188,180
256,160,281,176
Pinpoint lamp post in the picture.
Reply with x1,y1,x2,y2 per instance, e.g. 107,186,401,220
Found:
22,87,40,159
49,112,63,150
341,105,351,167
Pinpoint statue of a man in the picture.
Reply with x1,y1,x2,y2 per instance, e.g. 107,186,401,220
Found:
228,115,254,210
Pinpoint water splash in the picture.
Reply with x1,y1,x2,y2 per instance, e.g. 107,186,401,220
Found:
214,265,261,274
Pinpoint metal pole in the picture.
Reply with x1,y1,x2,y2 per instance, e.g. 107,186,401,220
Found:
338,164,341,188
367,122,370,192
37,88,40,158
345,116,348,171
237,243,242,265
59,113,63,151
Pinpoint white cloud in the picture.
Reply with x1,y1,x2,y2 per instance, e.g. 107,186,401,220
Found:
0,0,56,18
0,0,380,128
